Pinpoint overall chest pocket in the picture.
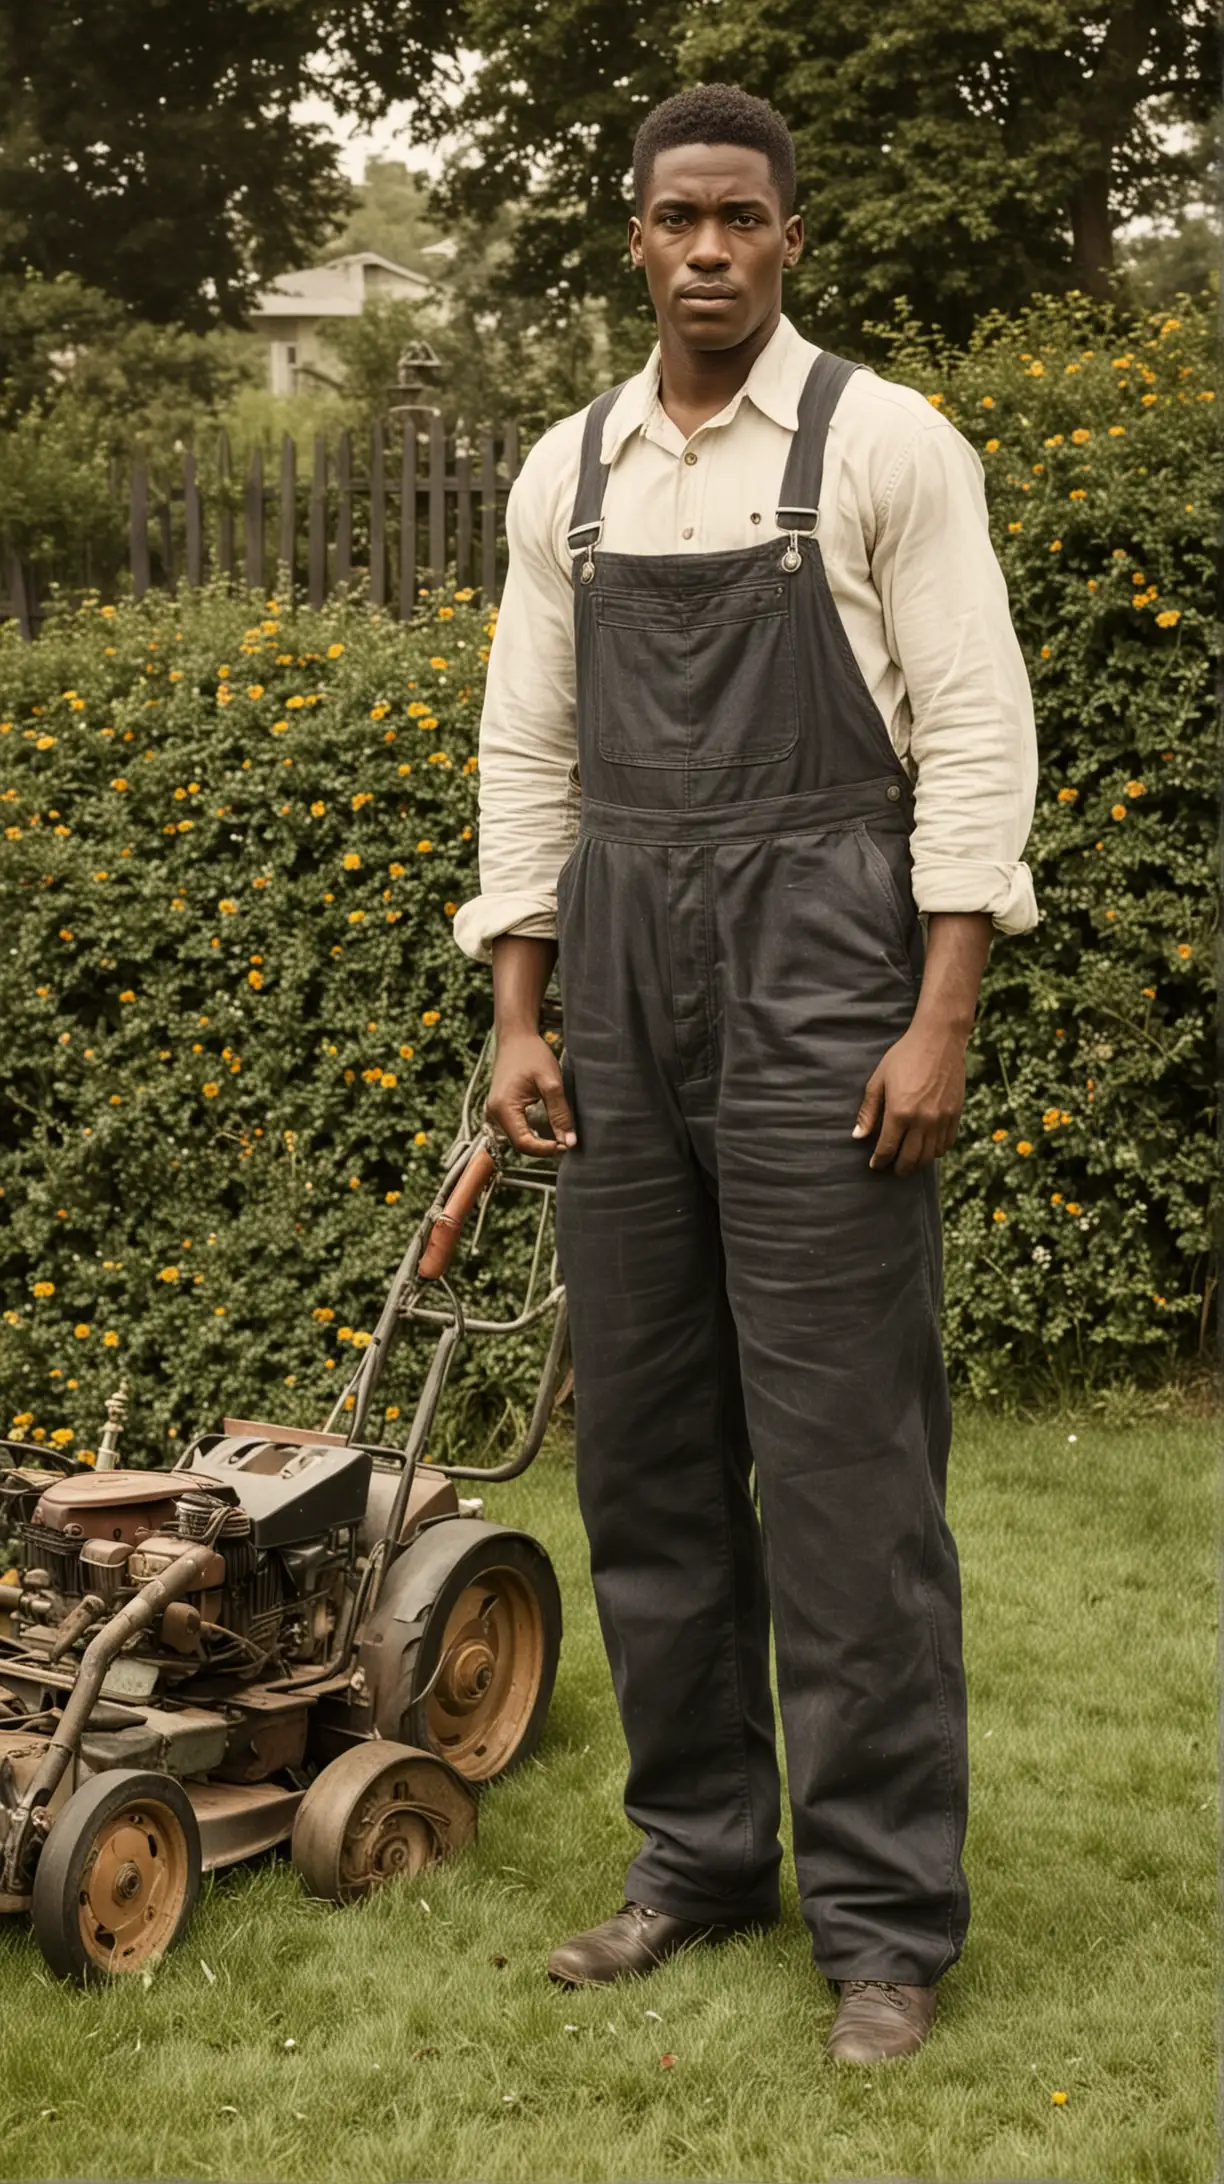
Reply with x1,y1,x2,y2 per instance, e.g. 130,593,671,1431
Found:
595,581,798,769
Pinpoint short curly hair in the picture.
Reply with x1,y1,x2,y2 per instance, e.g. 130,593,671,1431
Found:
632,84,797,215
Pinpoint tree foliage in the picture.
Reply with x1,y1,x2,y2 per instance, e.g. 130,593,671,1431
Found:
418,0,1215,349
0,0,456,327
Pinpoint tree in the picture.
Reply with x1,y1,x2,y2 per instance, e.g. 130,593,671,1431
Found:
0,0,458,328
417,0,1214,349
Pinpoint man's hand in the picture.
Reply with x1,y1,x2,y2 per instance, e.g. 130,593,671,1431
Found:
487,1027,576,1157
853,1021,968,1175
853,910,993,1176
487,932,576,1158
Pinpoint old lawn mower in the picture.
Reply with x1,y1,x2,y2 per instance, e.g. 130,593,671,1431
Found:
0,1018,568,1981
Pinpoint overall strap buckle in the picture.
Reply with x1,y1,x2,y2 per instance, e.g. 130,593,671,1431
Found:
774,504,819,574
567,516,604,584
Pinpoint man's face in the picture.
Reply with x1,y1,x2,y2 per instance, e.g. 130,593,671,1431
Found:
628,143,803,351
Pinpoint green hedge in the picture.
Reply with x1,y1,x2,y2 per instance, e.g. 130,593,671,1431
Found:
0,295,1216,1458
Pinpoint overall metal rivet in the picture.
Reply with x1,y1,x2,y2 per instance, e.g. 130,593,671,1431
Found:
580,561,595,584
886,783,902,802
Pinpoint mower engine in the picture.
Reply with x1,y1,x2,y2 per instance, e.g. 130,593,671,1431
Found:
6,1435,370,1690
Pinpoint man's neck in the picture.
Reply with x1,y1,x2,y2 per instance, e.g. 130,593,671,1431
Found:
655,304,783,441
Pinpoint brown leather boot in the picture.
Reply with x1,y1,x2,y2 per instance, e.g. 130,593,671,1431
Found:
547,1901,745,1988
825,1979,938,2063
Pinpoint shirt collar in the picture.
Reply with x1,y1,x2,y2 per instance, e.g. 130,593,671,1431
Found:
599,313,818,465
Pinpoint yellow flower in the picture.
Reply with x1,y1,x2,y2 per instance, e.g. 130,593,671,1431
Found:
311,800,326,816
414,1130,429,1146
352,791,373,811
380,1071,398,1089
1177,943,1192,960
50,1427,74,1447
1008,521,1023,534
247,684,265,700
408,701,430,718
438,606,455,620
1108,425,1125,437
74,1323,90,1339
454,588,474,602
32,1280,55,1299
219,898,237,914
991,1129,1009,1142
992,1209,1008,1223
1156,609,1181,628
348,910,365,925
1065,1202,1082,1217
36,733,55,750
1111,803,1128,820
429,656,449,670
202,1082,220,1098
1142,986,1156,999
119,989,135,1003
111,777,129,792
1049,539,1062,552
343,852,361,871
388,861,406,879
1125,780,1145,797
271,720,289,735
1069,488,1086,501
385,1404,401,1420
59,927,74,940
422,1009,440,1027
1057,787,1078,803
1016,1141,1033,1156
103,1330,119,1347
286,695,306,710
327,643,345,659
248,970,263,990
984,437,1000,452
444,901,457,917
385,1189,401,1204
980,395,994,409
1026,361,1045,376
417,839,433,854
1141,392,1157,407
158,1266,179,1282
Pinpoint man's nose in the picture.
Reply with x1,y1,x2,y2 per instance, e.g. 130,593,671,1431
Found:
687,221,731,268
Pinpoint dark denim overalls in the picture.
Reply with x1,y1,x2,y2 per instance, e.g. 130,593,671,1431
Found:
553,348,970,1983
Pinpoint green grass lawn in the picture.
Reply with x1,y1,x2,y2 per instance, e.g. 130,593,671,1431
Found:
0,1408,1215,2184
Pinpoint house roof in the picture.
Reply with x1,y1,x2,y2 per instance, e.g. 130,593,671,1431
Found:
252,251,434,321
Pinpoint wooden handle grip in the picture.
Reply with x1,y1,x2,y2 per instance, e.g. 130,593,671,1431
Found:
418,1147,497,1280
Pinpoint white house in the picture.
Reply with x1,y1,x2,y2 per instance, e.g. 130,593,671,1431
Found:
250,251,435,394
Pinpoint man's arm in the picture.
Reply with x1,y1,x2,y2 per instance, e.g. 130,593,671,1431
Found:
856,410,1038,1174
488,933,577,1156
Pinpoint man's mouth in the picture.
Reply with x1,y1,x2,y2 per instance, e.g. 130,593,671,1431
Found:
678,285,738,302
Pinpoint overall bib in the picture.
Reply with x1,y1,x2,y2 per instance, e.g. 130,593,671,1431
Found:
553,350,970,1984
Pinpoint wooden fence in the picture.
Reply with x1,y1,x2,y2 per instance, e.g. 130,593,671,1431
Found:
0,417,525,638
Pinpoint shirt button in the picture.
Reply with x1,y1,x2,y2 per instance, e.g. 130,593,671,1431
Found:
681,526,694,540
683,450,699,466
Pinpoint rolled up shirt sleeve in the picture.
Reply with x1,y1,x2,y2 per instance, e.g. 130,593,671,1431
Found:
872,416,1039,936
451,434,581,965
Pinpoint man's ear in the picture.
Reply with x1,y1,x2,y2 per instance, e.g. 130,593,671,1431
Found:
628,215,645,269
783,213,804,270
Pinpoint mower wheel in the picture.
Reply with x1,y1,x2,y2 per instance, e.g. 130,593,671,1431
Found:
30,1768,201,1984
377,1520,562,1784
290,1740,476,1904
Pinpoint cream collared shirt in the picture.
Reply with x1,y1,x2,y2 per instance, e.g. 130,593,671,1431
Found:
453,315,1038,963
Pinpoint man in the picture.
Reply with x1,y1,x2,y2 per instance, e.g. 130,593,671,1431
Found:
453,83,1037,2066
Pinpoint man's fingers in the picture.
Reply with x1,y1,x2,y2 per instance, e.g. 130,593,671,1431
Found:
542,1081,577,1149
852,1070,885,1142
869,1109,905,1171
892,1124,934,1178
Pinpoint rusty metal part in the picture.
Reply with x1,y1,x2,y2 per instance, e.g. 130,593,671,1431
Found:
46,1594,106,1663
422,1567,547,1781
31,1471,180,1544
290,1741,476,1904
419,1146,498,1280
188,1779,304,1870
158,1601,202,1655
29,1768,200,1981
1,1541,218,1895
358,1467,459,1556
94,1382,129,1472
214,1698,308,1783
78,1538,133,1606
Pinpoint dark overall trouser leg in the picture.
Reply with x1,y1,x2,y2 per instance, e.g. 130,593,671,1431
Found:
557,828,971,1984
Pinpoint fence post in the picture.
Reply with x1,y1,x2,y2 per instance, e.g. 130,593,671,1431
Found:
244,447,264,593
398,424,417,620
455,445,472,588
335,430,353,590
309,435,327,609
369,423,386,609
217,431,234,580
427,412,446,586
185,452,203,586
130,464,150,600
6,554,32,641
279,434,296,593
479,432,497,603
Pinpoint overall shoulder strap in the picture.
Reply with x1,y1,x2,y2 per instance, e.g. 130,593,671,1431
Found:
775,351,864,530
566,381,631,552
